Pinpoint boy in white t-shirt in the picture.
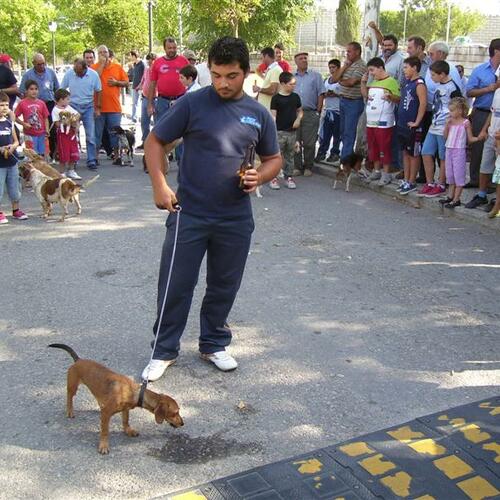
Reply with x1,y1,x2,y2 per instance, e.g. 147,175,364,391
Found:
316,59,341,164
361,57,400,186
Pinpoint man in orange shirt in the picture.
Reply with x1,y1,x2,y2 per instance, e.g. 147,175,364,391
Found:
92,45,129,165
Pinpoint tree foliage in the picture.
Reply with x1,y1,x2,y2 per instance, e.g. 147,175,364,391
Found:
380,0,484,44
336,0,361,46
186,0,313,53
0,0,313,64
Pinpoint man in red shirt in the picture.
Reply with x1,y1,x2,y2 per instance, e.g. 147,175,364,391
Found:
256,43,291,78
147,37,189,120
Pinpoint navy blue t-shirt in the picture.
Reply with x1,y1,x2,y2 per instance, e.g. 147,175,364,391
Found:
397,77,425,133
152,86,279,217
0,118,17,168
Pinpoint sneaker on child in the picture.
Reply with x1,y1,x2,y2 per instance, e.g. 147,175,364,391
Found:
400,182,417,195
269,178,280,190
424,184,446,198
0,212,8,224
66,169,82,180
12,209,28,220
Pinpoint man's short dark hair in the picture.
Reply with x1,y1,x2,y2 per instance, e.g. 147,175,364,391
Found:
180,64,198,80
0,91,9,103
279,71,294,84
403,56,422,72
274,43,284,51
408,36,426,50
25,79,38,89
129,50,138,58
163,37,176,47
55,88,70,101
83,49,95,58
208,36,250,73
261,47,275,59
430,60,450,75
489,38,500,58
328,58,341,67
348,42,362,54
383,34,398,46
367,57,385,69
146,52,156,61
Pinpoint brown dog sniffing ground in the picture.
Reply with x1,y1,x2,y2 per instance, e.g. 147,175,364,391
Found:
48,344,184,454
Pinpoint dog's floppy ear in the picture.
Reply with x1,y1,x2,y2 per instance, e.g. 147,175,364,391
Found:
154,404,166,424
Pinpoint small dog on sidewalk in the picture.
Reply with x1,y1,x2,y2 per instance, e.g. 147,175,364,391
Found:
48,344,184,454
20,164,99,221
111,125,135,166
332,153,364,192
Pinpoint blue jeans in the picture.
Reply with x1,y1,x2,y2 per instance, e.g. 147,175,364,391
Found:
0,165,21,207
340,97,364,162
140,96,155,143
25,135,46,155
317,110,341,157
131,89,140,121
155,96,174,123
95,112,122,151
151,212,254,360
72,104,96,165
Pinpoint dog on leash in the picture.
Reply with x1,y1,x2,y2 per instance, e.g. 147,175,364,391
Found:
111,125,135,166
332,153,364,192
48,344,184,454
21,164,99,221
23,148,63,179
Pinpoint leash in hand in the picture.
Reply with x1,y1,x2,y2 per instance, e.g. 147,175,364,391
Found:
139,203,182,406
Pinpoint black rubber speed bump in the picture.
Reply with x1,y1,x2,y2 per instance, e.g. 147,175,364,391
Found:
164,396,500,500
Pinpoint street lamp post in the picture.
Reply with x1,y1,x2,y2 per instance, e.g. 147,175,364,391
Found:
20,33,27,71
48,21,57,69
147,0,154,53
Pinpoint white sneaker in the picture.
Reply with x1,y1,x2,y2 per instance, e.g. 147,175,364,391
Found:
368,170,382,181
200,351,238,371
269,178,280,190
141,358,176,381
66,169,82,180
377,172,392,186
286,177,297,189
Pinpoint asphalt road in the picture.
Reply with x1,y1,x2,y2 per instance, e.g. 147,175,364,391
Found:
1,154,499,499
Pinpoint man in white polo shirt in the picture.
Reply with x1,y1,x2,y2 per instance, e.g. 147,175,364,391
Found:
253,47,282,111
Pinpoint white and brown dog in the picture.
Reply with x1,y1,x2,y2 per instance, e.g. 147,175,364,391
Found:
22,149,62,179
21,164,98,221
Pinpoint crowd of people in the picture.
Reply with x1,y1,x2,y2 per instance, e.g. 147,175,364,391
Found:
0,29,499,224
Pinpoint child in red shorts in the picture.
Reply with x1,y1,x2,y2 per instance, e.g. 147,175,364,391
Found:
52,88,81,180
361,57,400,186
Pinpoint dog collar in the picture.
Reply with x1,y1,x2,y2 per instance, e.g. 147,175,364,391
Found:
138,380,148,408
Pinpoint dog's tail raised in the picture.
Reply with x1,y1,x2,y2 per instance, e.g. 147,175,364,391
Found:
82,175,100,189
48,343,80,361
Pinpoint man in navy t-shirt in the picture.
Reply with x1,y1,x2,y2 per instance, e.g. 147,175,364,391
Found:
143,37,281,380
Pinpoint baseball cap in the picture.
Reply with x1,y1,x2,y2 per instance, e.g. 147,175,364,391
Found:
0,54,12,63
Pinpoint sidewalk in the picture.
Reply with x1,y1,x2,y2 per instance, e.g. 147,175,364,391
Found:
313,161,500,231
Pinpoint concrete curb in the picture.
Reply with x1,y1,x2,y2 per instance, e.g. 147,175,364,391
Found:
313,161,500,232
